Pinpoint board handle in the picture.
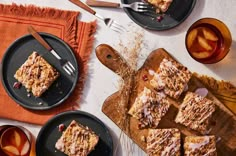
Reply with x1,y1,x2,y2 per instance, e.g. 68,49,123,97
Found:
95,44,133,79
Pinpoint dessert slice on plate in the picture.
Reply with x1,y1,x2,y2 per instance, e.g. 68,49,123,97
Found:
128,87,170,129
175,92,216,134
184,135,217,156
150,58,192,99
146,0,173,13
146,128,181,156
55,120,99,156
14,51,59,97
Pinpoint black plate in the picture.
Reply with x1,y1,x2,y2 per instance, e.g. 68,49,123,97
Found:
36,111,113,156
122,0,196,30
0,33,78,110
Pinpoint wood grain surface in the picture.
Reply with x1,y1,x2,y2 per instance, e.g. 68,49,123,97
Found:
96,44,236,155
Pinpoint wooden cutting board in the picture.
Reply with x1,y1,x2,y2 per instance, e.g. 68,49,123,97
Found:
95,44,236,155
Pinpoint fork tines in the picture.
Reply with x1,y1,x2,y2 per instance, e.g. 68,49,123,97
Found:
64,62,76,75
137,2,149,12
104,19,126,33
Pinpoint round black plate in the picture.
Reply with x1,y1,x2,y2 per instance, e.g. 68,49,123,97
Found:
0,33,78,110
122,0,196,30
36,111,113,156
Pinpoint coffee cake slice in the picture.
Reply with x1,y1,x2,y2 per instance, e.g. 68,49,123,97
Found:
128,87,170,129
146,0,173,13
184,135,217,156
55,120,99,156
14,51,59,97
147,128,181,156
175,92,215,134
150,58,192,99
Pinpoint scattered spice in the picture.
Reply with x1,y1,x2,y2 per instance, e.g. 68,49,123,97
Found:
113,23,148,156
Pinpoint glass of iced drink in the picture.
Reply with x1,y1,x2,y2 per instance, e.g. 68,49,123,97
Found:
185,18,232,64
0,126,32,156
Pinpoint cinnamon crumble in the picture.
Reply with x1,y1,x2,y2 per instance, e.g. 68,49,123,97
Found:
175,92,216,134
128,87,170,129
147,128,181,156
14,51,59,97
55,120,99,156
150,58,192,99
184,135,217,156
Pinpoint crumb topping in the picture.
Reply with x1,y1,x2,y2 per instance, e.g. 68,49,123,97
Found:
150,58,192,99
184,136,217,156
175,92,215,133
14,52,59,97
147,128,181,156
128,87,170,129
55,120,99,156
146,0,173,13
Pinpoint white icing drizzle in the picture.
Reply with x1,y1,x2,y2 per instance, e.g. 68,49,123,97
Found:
188,136,209,150
148,69,155,76
55,137,65,152
70,131,80,154
202,148,216,156
161,138,179,156
147,129,180,156
175,92,215,132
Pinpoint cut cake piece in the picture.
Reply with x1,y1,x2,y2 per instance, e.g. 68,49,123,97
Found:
55,120,99,156
128,87,170,129
146,0,173,13
147,128,181,156
150,58,192,99
14,51,59,97
175,92,215,134
184,135,217,156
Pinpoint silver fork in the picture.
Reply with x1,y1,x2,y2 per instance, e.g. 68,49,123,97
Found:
86,0,149,12
28,26,76,76
69,0,125,33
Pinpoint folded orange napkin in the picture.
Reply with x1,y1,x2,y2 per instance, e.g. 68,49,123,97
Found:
0,3,96,125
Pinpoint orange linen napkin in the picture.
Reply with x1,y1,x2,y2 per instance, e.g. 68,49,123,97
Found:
0,3,96,125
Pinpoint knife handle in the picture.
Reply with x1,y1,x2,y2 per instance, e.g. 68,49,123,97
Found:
86,0,120,8
28,26,52,51
95,44,133,79
69,0,96,15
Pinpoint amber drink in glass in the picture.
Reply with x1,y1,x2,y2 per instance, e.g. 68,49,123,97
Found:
185,18,232,64
0,126,31,156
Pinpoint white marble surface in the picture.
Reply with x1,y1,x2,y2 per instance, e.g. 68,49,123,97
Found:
0,0,236,156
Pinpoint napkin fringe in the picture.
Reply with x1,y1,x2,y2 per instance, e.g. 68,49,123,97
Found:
72,21,97,110
0,3,80,51
0,3,79,20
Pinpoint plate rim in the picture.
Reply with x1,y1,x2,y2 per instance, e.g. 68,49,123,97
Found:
0,33,79,110
36,110,114,156
121,0,197,30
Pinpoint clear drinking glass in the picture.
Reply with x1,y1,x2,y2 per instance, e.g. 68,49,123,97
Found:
185,18,232,64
